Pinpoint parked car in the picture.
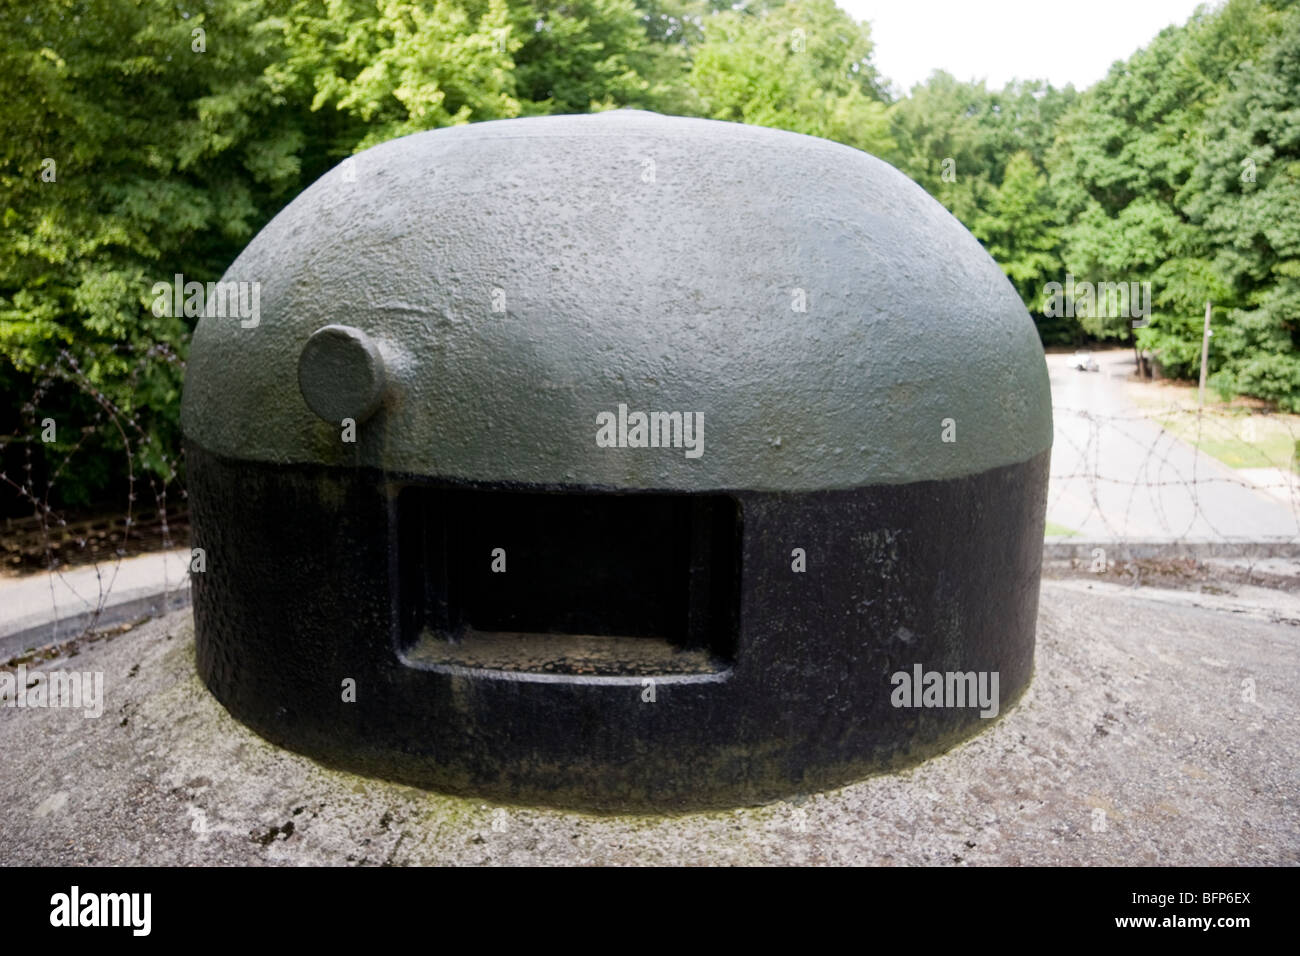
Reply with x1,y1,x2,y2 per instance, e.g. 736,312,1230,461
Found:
1071,350,1100,372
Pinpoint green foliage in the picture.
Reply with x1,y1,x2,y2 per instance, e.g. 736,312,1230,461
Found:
0,0,699,508
511,0,662,113
971,152,1062,331
688,0,893,155
886,74,1077,342
0,0,303,504
1048,0,1290,358
5,0,1300,510
279,0,521,152
1182,5,1300,408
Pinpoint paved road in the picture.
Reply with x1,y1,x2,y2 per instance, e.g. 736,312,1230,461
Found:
0,549,190,653
1046,351,1300,540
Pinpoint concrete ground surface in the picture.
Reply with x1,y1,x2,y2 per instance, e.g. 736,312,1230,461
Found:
1,578,1297,866
0,548,190,657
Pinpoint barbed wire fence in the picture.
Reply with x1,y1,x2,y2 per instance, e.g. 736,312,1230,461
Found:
1048,403,1300,543
1,343,187,656
3,356,1299,655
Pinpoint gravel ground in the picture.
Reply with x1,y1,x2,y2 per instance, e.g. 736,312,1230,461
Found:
2,578,1297,866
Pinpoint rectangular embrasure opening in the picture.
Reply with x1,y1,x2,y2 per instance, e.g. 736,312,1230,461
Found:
396,488,740,676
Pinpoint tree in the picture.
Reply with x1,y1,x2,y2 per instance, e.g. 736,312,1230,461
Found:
1179,4,1300,408
0,0,305,500
972,151,1067,340
1049,0,1286,354
687,0,893,156
887,75,1075,341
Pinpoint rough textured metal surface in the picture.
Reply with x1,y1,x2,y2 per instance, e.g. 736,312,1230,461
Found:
182,112,1055,809
187,441,1048,811
181,110,1051,492
297,324,388,424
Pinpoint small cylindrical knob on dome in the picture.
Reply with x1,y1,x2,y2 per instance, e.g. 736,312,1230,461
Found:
297,324,388,424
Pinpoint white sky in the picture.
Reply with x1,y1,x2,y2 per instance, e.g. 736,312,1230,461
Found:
836,0,1214,94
